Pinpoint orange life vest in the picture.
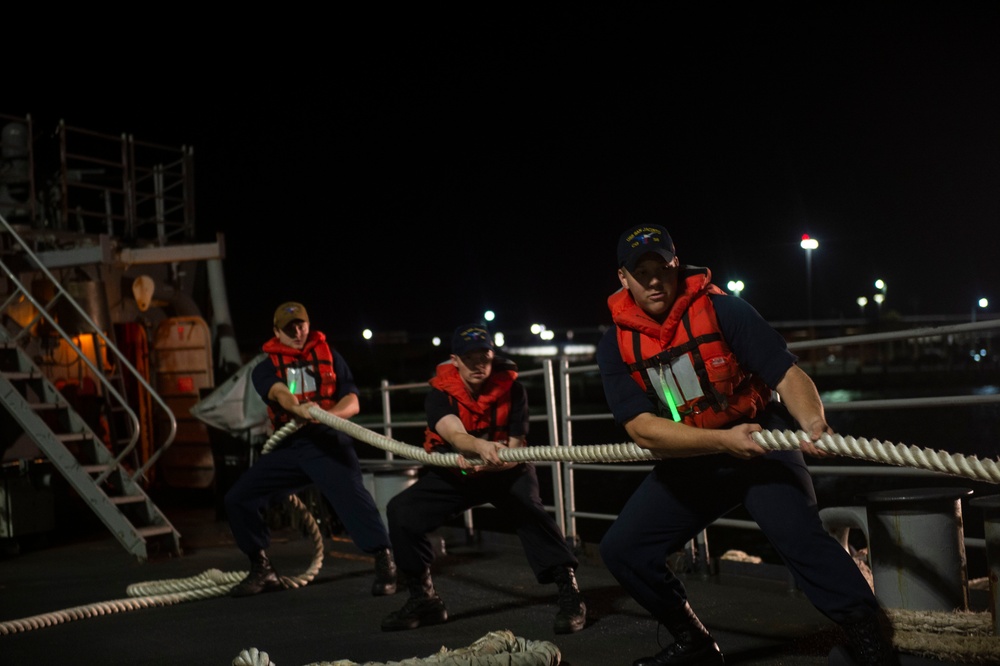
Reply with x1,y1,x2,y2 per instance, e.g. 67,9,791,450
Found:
423,359,515,455
262,330,337,428
609,267,771,429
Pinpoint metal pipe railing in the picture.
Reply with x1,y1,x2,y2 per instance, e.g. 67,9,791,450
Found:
0,214,177,483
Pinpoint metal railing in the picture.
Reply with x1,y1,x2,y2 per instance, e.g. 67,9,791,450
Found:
359,319,1000,567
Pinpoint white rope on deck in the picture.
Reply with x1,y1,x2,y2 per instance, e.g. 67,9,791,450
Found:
0,480,325,636
232,629,561,666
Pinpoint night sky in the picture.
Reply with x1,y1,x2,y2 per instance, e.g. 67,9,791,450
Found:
11,6,1000,357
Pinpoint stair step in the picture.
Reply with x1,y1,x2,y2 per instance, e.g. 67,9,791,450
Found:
109,494,148,505
136,525,176,538
55,432,92,442
1,370,36,380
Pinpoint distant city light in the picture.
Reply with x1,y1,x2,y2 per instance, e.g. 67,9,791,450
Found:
484,310,495,322
494,332,505,347
432,336,442,347
800,234,818,250
857,296,868,307
362,329,373,341
978,298,989,309
727,280,744,297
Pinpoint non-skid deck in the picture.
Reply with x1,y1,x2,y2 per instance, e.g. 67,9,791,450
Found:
0,494,967,666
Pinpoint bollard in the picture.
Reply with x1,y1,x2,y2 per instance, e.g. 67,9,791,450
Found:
860,486,972,612
969,494,1000,635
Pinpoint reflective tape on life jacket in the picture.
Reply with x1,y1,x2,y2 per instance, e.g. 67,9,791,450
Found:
262,331,337,427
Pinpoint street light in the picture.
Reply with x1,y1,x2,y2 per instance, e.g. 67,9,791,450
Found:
800,234,818,323
873,292,885,315
857,296,868,316
727,280,744,297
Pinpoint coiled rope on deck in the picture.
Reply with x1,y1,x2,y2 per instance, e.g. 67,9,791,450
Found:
232,629,561,666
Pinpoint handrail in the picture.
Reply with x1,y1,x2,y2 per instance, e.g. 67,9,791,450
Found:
0,214,177,483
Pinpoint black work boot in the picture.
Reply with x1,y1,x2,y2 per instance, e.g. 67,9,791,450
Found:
552,566,587,634
838,610,900,666
230,550,284,598
371,548,398,596
380,569,448,631
633,601,724,665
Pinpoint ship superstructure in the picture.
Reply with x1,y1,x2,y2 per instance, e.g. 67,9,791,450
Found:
0,112,241,560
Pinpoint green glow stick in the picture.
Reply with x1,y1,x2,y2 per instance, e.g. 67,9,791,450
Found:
288,380,297,394
662,384,682,422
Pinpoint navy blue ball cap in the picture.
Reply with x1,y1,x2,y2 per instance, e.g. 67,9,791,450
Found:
617,225,676,272
451,323,494,355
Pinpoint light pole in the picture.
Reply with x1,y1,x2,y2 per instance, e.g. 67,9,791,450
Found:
973,297,988,323
727,280,744,298
800,234,818,323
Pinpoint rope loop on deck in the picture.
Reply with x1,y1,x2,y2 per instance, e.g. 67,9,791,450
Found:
0,479,324,636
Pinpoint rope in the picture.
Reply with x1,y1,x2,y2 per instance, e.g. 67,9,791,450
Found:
888,609,1000,664
306,409,1000,485
7,406,1000,664
232,629,561,666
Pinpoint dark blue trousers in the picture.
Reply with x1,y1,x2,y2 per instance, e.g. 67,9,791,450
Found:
387,464,578,583
599,449,881,625
224,427,390,556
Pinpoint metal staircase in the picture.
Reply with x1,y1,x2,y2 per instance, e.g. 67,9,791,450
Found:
0,332,181,560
